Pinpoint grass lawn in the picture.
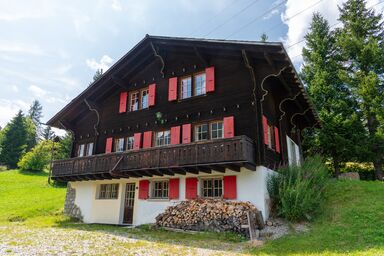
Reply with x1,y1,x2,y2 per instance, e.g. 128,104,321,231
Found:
0,169,383,255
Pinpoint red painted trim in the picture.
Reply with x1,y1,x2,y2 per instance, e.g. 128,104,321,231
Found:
274,126,280,153
148,83,156,107
105,137,113,153
133,133,142,150
169,178,179,199
138,180,149,199
143,131,153,149
223,175,237,199
119,92,127,113
170,126,181,145
168,77,178,101
262,115,269,146
182,124,191,144
185,177,198,199
205,66,215,92
223,116,234,138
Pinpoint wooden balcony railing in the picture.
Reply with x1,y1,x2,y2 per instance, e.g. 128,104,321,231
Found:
52,135,256,181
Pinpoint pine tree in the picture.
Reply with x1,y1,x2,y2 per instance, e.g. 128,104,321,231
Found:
301,13,366,176
42,125,54,140
336,0,384,179
28,100,43,126
0,111,29,168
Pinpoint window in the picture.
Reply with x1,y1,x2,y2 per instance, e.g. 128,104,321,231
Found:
98,184,119,199
287,136,300,166
180,76,192,99
77,144,85,157
129,87,149,112
194,121,223,141
155,130,171,147
126,136,134,150
115,138,125,152
129,91,139,111
178,71,206,100
210,121,223,139
151,180,169,199
141,88,149,109
195,123,209,141
194,73,206,96
85,142,93,156
202,178,223,198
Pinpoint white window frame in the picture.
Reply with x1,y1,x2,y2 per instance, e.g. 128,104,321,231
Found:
126,136,134,151
180,76,192,100
97,184,119,199
141,88,149,109
201,177,223,198
194,72,206,96
85,142,93,156
155,130,171,147
115,138,125,152
195,123,209,141
210,121,223,140
77,144,85,157
151,180,169,199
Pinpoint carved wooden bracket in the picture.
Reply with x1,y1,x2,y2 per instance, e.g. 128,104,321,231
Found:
150,42,165,77
84,98,100,136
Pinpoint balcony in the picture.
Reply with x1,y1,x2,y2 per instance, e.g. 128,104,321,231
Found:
52,136,256,182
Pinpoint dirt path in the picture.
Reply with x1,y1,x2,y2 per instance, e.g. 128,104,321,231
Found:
0,226,250,255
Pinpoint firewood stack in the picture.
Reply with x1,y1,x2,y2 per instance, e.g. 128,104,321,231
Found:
155,199,264,236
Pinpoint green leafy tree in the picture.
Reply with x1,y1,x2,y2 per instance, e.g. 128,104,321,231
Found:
0,111,29,168
17,140,55,172
260,33,268,42
336,0,384,179
301,13,366,176
55,132,73,160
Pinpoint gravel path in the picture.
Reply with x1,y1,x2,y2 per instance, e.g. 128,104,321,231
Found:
0,226,249,256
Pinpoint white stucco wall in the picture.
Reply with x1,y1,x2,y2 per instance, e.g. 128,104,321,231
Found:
69,166,276,225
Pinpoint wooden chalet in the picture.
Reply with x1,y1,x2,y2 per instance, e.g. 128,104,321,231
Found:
47,35,319,225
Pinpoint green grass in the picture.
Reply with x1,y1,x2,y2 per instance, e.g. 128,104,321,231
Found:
0,169,66,226
0,169,383,255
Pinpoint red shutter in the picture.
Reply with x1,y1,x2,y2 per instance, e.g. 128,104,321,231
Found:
262,115,269,145
223,176,237,199
206,66,215,92
168,77,178,101
119,92,127,113
143,131,153,149
133,133,142,150
148,83,156,107
223,116,234,138
274,126,280,153
185,177,198,199
138,180,149,199
169,178,179,199
105,137,113,153
170,126,181,145
182,124,191,144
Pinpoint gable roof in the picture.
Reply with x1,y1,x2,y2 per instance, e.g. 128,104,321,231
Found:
47,35,320,128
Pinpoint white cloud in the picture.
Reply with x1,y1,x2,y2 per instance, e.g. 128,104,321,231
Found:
0,99,30,127
263,9,279,20
111,0,123,11
11,85,19,93
28,84,48,98
0,41,46,56
86,55,114,72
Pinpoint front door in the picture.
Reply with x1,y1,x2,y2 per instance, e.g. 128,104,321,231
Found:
123,183,136,224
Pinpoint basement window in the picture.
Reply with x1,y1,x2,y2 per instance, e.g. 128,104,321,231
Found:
98,184,119,199
151,180,169,199
201,178,223,198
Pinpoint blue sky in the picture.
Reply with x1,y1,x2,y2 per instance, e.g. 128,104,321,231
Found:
0,0,382,133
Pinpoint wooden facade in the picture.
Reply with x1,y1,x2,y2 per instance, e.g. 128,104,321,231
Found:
48,35,319,182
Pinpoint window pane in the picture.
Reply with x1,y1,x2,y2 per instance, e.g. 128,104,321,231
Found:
194,73,206,96
195,124,209,141
78,144,85,157
115,138,124,152
202,178,223,198
211,121,223,139
86,143,93,156
126,136,134,150
155,130,170,146
152,180,169,198
141,89,149,109
180,77,192,99
130,92,139,111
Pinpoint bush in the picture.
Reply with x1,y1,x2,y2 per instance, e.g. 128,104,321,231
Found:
341,162,375,180
17,140,56,172
267,155,329,221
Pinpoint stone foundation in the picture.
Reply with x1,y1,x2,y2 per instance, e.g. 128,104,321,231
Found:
64,183,83,221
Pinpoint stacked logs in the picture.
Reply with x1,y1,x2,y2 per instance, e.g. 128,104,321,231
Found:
155,199,264,236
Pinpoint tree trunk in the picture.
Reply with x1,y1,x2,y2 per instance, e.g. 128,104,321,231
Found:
373,160,383,181
334,159,341,178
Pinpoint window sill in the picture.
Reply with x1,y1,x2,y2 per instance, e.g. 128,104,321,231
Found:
177,93,207,102
146,198,170,202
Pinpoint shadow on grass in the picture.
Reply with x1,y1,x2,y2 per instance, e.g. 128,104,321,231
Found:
18,169,49,177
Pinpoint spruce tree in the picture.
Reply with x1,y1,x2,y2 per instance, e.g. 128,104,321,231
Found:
0,111,29,168
301,13,366,176
336,0,384,179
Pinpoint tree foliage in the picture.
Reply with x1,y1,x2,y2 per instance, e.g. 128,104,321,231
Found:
336,0,384,179
17,140,55,172
301,12,366,175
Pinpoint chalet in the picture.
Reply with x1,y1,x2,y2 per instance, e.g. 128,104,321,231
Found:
47,35,319,225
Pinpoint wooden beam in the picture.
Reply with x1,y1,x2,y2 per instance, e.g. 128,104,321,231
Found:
196,166,211,174
186,168,199,174
172,168,187,175
208,165,226,173
111,75,129,90
223,164,241,172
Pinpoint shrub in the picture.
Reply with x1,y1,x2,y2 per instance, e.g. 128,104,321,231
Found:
341,162,375,180
267,155,329,221
17,140,56,172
